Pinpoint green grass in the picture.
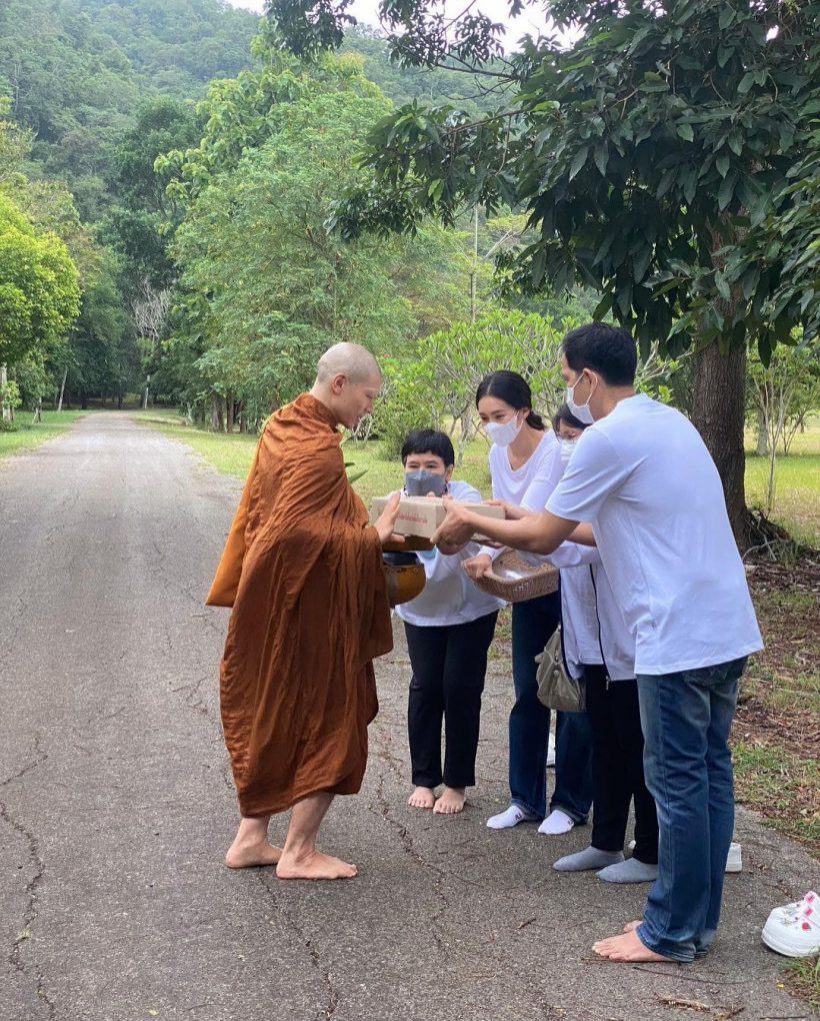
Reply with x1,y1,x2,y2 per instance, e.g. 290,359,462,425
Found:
732,742,820,849
783,955,820,1012
0,410,87,460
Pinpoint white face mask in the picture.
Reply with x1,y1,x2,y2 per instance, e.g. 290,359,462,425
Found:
559,438,577,465
485,413,523,448
566,373,595,425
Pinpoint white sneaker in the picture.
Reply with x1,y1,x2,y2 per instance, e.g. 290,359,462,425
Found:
486,805,537,830
538,809,574,835
627,839,743,873
546,732,556,768
771,890,818,922
762,899,820,957
725,842,742,873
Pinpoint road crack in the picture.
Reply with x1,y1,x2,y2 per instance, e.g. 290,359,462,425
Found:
1,736,55,1019
256,875,341,1020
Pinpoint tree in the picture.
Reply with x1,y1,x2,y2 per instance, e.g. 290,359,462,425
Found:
0,194,80,369
269,0,820,547
168,73,420,427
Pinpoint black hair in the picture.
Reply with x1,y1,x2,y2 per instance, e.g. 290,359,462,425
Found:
553,403,589,432
475,371,545,431
562,322,637,386
401,429,455,468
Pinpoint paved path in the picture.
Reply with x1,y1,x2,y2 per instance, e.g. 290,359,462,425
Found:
0,413,817,1021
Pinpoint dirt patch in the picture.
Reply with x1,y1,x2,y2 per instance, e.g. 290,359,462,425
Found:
732,552,820,854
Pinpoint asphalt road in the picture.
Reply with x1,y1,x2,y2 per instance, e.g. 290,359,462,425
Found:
0,413,817,1021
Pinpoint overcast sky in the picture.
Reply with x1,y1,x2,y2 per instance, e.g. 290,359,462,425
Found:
224,0,554,49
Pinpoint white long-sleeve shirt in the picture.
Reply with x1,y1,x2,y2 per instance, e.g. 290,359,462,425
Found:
546,542,636,682
395,480,505,628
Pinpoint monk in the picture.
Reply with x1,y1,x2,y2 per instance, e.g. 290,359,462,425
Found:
206,343,402,880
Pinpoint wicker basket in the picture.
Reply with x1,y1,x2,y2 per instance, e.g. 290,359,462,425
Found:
473,549,559,603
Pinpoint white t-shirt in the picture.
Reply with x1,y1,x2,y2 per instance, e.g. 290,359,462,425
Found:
489,430,563,509
547,394,763,675
480,430,563,561
396,480,505,628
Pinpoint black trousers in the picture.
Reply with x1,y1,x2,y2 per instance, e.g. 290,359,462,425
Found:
585,664,659,863
404,612,498,789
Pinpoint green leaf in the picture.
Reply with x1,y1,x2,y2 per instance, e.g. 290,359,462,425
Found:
715,153,730,178
718,7,735,29
568,147,589,181
593,142,609,176
718,170,737,210
714,271,731,301
737,72,757,95
676,122,694,142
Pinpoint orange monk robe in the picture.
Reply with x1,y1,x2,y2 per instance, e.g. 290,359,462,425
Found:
206,393,393,818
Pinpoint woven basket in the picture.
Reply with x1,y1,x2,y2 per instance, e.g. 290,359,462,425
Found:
474,549,559,603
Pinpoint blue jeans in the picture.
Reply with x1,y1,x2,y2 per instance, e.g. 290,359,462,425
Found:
636,657,746,962
509,594,593,821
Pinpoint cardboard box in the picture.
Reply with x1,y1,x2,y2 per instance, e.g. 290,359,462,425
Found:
370,495,505,542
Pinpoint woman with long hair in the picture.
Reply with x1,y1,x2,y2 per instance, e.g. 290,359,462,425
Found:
469,371,592,834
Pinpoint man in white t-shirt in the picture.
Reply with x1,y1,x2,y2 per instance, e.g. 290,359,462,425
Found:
434,322,763,964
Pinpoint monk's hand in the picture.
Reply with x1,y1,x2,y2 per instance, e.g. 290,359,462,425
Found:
464,553,494,581
375,491,404,546
431,496,474,551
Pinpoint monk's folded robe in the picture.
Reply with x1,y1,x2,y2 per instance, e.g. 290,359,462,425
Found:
206,393,393,817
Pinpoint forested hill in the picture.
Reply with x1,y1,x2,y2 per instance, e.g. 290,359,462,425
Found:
0,0,259,217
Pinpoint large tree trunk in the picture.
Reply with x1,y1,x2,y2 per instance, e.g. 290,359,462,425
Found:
691,342,750,549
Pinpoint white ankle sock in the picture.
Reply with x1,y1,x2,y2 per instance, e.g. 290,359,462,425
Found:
538,809,574,835
486,804,536,830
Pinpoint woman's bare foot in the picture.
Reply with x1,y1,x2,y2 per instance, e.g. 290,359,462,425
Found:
408,786,436,809
225,835,282,869
276,849,358,880
433,787,466,815
592,928,670,962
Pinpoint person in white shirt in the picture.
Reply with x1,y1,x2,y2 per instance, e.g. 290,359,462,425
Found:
550,405,659,885
469,371,592,836
434,323,763,965
394,430,504,815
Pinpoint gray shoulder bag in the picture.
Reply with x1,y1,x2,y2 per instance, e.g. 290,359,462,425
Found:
535,624,586,713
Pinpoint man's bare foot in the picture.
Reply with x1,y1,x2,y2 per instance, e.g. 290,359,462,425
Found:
276,849,358,880
225,836,282,869
408,786,436,809
433,787,466,815
622,919,643,933
592,929,670,962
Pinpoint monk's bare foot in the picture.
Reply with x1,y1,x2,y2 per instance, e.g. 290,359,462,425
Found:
433,787,466,815
623,919,643,933
592,929,669,962
408,786,436,809
225,836,282,869
276,849,358,881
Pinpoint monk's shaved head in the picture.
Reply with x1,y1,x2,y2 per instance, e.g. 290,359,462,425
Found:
315,343,380,386
310,343,382,429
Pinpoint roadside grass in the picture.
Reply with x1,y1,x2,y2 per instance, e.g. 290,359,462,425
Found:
783,955,820,1012
733,580,820,855
0,410,86,461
